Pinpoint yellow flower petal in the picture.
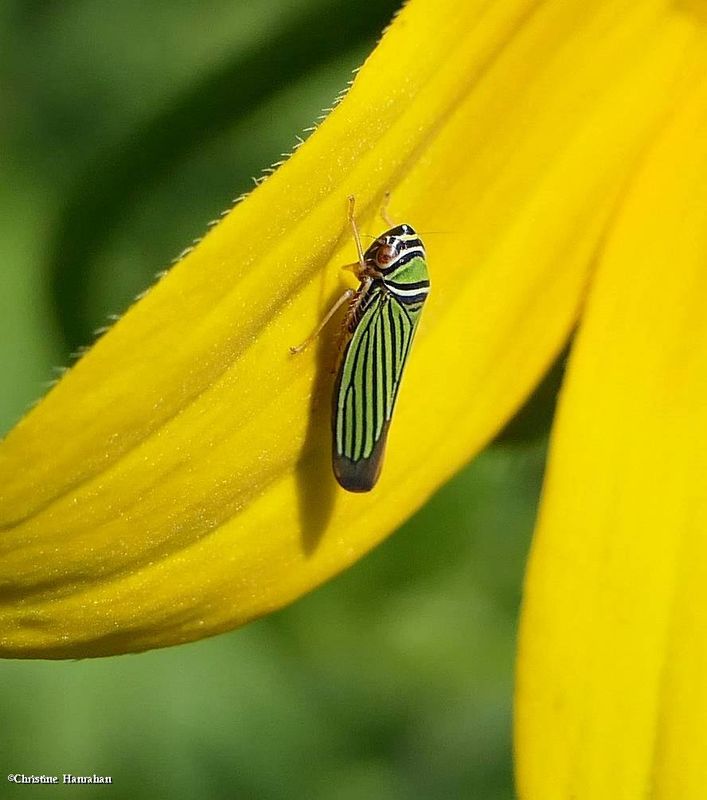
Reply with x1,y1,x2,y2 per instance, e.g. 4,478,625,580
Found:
516,44,707,800
0,0,697,657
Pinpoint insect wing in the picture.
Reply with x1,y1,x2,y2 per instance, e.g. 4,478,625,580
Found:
332,288,420,492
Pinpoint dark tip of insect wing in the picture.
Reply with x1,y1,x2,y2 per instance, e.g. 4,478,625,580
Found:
333,455,381,493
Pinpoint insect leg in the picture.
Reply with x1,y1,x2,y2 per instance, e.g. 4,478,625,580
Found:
330,276,373,372
341,276,373,333
290,289,355,354
379,191,395,228
347,195,366,270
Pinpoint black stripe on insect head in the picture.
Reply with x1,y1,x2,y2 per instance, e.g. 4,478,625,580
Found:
363,235,423,263
384,224,416,237
377,247,426,274
378,236,424,253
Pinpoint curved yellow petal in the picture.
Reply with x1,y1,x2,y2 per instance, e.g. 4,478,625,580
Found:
516,42,707,800
0,0,697,657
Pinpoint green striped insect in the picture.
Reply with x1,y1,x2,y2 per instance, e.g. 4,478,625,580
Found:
292,196,429,492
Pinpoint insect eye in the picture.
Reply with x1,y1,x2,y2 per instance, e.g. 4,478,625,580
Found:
375,243,399,267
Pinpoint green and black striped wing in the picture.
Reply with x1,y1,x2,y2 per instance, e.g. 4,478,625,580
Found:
332,286,423,492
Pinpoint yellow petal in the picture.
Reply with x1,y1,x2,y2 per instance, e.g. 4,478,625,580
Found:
0,0,697,657
516,41,707,800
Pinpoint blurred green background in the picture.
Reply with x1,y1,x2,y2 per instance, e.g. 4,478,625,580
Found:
0,2,556,797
